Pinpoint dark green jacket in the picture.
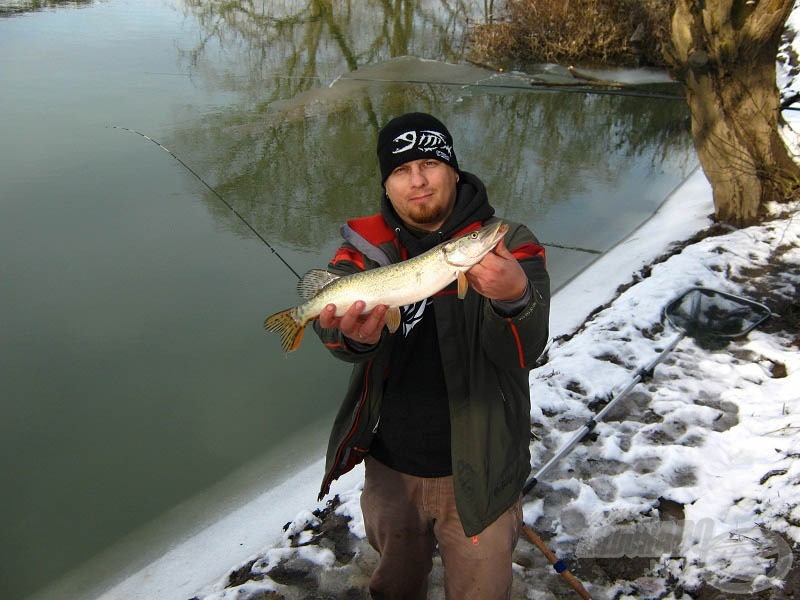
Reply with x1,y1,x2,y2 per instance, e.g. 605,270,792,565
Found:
314,190,549,536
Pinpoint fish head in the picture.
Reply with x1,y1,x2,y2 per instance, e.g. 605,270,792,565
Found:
442,221,509,268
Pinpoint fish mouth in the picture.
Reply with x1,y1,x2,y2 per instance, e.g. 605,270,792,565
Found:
485,221,509,246
445,221,509,267
475,221,509,250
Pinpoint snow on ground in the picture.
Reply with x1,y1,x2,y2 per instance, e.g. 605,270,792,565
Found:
522,202,800,597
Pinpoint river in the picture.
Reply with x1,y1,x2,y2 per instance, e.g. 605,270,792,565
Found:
0,1,696,598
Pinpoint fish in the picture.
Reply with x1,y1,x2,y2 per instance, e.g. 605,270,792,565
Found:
264,220,509,352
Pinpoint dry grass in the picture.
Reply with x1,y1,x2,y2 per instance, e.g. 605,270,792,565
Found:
468,0,673,69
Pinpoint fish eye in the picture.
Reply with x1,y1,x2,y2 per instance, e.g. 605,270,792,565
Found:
469,232,478,239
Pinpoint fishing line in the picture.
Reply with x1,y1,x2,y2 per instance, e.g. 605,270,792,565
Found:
112,125,600,280
111,126,302,280
540,241,601,254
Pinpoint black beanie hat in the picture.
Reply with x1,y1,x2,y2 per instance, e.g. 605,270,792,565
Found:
376,112,459,183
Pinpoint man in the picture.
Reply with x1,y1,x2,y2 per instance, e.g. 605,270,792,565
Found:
313,112,550,599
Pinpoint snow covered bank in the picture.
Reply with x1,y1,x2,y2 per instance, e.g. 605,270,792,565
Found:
523,199,799,597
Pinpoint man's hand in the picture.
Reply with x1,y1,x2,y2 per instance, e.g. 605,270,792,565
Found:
465,239,528,301
319,300,388,345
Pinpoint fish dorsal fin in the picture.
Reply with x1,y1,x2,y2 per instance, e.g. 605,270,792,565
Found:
297,269,340,299
457,272,469,299
385,306,402,333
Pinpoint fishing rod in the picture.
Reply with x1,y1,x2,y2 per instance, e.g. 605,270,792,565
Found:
110,126,302,280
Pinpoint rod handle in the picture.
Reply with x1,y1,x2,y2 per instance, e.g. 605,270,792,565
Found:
522,524,592,599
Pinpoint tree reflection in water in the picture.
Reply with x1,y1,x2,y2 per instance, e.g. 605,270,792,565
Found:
174,1,694,262
0,0,94,16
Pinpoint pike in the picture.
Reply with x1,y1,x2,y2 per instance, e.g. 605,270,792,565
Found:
264,221,509,352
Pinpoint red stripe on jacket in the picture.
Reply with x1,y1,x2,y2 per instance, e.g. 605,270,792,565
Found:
346,214,397,245
331,247,366,271
512,242,546,265
507,319,526,368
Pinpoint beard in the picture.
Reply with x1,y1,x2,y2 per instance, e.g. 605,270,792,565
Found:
407,202,447,225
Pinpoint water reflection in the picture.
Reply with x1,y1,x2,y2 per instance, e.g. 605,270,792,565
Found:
180,0,477,89
0,0,94,15
170,59,692,271
173,2,693,275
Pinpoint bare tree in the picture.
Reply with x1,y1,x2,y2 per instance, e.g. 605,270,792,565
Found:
663,0,799,225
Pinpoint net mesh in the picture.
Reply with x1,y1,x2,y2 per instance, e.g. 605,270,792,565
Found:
664,287,771,339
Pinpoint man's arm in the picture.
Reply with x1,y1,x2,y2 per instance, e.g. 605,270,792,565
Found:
464,237,529,302
474,223,550,369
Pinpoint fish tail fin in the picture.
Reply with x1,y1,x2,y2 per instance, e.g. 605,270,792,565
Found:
264,308,306,353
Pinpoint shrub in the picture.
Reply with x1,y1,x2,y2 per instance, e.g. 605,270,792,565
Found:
468,0,673,69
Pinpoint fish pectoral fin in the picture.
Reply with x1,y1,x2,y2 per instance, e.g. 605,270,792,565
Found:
385,306,402,333
457,272,469,299
297,269,340,300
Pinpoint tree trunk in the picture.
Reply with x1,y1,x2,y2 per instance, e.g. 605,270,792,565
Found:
665,0,799,226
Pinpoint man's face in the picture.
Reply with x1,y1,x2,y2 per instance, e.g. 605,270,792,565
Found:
384,158,458,232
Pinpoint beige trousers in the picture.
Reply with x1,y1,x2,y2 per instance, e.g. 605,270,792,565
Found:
360,457,522,600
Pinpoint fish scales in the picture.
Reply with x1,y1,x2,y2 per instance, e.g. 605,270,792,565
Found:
304,251,454,312
264,221,508,352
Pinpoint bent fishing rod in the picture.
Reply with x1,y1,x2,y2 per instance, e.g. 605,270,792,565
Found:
111,126,302,280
